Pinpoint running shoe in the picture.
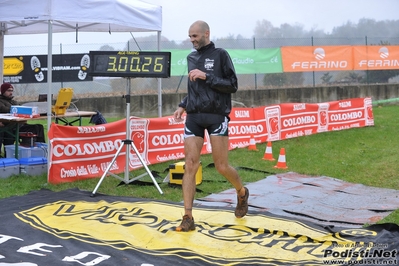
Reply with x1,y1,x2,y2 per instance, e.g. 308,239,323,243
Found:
235,187,249,218
176,215,195,232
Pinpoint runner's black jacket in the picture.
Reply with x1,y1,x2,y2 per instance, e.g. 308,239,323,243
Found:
178,42,238,117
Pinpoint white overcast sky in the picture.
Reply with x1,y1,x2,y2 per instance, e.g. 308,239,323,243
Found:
4,0,399,47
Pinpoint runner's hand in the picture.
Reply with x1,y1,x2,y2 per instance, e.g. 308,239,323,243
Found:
188,69,206,81
173,107,185,122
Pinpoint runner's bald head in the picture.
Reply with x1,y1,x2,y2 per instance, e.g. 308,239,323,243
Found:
190,20,210,34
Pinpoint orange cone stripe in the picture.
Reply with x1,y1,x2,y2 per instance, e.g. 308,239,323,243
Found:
274,148,288,169
248,135,258,151
262,142,275,161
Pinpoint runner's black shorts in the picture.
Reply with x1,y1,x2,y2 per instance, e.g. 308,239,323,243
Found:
184,113,229,139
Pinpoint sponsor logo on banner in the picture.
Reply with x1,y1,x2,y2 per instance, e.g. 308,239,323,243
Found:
3,57,24,75
364,97,374,126
229,108,263,148
354,46,399,70
4,53,93,83
281,46,352,72
314,47,326,60
129,118,149,168
147,116,185,163
379,47,389,59
281,106,318,139
317,103,330,132
329,99,367,131
265,106,281,141
358,46,399,68
294,47,348,70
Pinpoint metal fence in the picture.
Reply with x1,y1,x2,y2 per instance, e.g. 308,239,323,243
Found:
4,36,399,102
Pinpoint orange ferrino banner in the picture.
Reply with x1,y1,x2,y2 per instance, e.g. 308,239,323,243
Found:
281,46,353,72
48,97,374,184
353,45,399,70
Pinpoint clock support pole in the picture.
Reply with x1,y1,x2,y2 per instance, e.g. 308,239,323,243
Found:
91,78,163,197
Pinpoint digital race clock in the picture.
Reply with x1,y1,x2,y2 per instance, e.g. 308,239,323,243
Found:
89,51,171,78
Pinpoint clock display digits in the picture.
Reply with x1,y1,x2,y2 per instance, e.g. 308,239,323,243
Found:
119,56,128,72
89,51,171,78
130,57,140,72
107,56,117,72
142,56,152,72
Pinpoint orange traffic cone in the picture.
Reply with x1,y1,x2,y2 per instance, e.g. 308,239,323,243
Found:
248,135,258,151
262,141,275,161
274,148,288,169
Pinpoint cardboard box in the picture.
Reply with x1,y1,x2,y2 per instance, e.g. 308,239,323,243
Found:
5,145,47,159
10,105,40,118
169,161,202,185
19,157,47,176
0,158,20,178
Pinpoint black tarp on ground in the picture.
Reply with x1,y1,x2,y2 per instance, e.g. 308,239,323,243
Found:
0,188,398,266
196,172,399,228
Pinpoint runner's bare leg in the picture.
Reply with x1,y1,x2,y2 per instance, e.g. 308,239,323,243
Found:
182,136,203,218
210,135,246,197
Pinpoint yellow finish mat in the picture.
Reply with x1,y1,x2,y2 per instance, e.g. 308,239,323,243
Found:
0,186,398,265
